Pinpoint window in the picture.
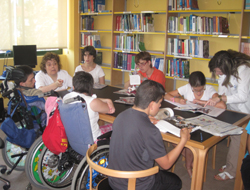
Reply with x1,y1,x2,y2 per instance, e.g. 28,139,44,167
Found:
0,0,67,51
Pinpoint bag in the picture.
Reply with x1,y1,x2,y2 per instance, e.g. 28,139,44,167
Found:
42,106,68,155
0,117,36,148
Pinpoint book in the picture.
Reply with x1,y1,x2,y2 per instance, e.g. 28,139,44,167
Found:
113,89,136,96
95,52,102,65
246,0,250,9
93,35,101,48
95,0,105,12
114,97,135,105
203,40,209,58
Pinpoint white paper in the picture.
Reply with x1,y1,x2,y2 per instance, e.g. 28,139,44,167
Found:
129,75,141,85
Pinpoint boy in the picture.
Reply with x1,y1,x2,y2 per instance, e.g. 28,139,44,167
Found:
109,80,191,190
124,51,166,89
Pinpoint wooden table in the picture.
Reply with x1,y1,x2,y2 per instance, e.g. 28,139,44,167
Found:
93,86,250,190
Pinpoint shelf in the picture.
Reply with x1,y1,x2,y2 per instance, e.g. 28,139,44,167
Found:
80,47,112,51
80,12,112,16
167,33,239,38
80,30,112,33
168,10,241,13
165,76,218,86
112,68,133,72
113,49,164,56
114,11,166,14
166,55,211,61
114,31,165,35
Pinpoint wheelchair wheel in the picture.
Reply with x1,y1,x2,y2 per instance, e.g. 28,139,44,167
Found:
37,147,77,189
71,145,109,190
2,136,26,171
25,136,47,189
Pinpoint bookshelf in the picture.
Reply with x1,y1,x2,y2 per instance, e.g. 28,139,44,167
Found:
77,0,249,92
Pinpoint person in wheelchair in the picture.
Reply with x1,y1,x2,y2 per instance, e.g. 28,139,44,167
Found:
63,71,115,142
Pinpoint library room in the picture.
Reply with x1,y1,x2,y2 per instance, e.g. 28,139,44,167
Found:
0,0,250,190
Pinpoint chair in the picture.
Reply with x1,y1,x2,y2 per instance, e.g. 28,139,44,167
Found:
86,144,159,190
0,137,10,190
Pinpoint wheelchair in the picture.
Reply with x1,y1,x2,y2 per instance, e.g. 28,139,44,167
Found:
25,95,111,190
0,66,46,174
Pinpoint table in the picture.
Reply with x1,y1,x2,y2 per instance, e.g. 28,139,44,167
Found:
93,86,250,190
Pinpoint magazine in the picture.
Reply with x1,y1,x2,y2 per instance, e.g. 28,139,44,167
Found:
113,89,136,96
114,97,135,105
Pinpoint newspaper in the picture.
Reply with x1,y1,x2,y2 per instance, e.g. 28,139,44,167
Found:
114,97,135,105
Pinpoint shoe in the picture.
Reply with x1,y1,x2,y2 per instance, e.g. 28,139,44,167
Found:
214,171,234,181
218,165,226,173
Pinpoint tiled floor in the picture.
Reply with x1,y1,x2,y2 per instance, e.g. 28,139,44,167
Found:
0,129,236,190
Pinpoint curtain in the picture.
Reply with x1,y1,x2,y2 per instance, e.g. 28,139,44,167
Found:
0,0,67,50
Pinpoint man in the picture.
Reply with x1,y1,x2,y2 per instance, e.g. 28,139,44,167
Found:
109,80,191,190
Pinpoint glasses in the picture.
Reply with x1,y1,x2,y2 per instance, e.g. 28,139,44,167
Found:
136,61,148,67
192,87,206,94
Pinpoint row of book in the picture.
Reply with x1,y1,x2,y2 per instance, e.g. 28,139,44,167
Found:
168,15,229,35
246,0,250,9
114,34,145,52
241,42,250,56
168,38,209,58
168,0,199,11
79,0,106,13
81,16,94,30
116,13,154,32
166,59,190,78
81,33,101,48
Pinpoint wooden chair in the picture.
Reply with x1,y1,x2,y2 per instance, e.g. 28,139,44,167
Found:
86,144,159,190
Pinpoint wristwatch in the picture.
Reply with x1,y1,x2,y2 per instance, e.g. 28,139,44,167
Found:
218,95,222,101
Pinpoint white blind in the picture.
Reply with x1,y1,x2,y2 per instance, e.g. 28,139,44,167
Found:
0,0,67,51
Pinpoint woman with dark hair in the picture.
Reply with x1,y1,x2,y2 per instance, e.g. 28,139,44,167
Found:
75,46,105,84
207,49,250,181
164,71,225,177
35,52,73,92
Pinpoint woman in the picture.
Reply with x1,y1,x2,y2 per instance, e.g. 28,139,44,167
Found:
207,49,250,181
124,51,166,89
164,71,226,177
35,52,73,92
75,46,105,84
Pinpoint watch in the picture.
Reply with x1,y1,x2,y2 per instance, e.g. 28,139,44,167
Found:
218,95,223,101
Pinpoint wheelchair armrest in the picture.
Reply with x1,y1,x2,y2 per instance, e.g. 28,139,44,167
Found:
97,131,112,140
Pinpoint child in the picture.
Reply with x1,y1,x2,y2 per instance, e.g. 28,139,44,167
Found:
109,80,191,190
63,71,114,142
75,46,105,84
164,71,226,177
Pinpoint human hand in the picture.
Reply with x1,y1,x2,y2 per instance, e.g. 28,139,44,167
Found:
204,97,220,107
179,98,187,104
180,128,191,143
149,116,159,124
56,79,63,87
106,99,115,114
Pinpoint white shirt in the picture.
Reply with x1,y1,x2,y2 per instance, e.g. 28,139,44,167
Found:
62,91,101,141
74,64,105,84
178,84,217,101
218,65,250,114
35,70,73,91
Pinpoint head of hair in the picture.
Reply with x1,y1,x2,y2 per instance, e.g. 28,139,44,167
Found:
40,52,61,73
135,51,152,68
189,71,206,87
73,71,93,95
134,80,165,109
82,46,97,59
209,49,250,86
14,65,34,85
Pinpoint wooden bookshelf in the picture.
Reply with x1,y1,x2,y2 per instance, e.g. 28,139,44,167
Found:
77,0,249,92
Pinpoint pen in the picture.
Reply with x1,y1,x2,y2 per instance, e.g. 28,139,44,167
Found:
220,127,239,134
200,132,203,142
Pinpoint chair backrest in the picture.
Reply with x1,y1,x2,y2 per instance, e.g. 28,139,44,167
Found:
86,144,159,190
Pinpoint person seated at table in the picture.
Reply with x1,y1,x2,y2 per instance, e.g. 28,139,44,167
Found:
207,50,250,181
35,52,73,92
241,121,250,190
63,71,115,141
164,71,226,109
164,71,226,177
14,65,42,96
109,80,191,190
74,46,105,84
124,51,166,89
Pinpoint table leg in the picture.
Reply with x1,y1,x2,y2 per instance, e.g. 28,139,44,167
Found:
186,146,199,190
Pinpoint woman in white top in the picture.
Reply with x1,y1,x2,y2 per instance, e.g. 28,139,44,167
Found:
164,71,226,177
63,71,114,141
35,52,73,92
75,46,105,84
207,50,250,181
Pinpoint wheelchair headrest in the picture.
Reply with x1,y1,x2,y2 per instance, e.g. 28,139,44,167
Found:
5,66,25,81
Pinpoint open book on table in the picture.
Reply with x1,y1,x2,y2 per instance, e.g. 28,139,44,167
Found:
164,99,225,117
113,89,136,96
114,97,135,105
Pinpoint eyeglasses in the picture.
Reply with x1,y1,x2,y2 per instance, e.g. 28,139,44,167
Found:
136,61,148,67
192,87,206,94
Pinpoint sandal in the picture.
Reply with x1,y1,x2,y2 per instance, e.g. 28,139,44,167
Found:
214,172,234,181
218,165,226,173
